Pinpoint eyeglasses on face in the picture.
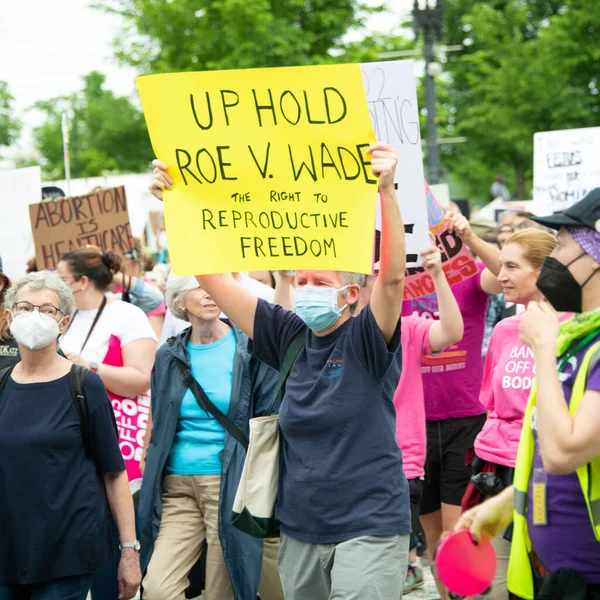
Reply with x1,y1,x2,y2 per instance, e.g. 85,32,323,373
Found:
13,301,63,320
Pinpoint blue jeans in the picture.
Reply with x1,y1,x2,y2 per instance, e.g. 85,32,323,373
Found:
90,510,140,600
0,574,91,600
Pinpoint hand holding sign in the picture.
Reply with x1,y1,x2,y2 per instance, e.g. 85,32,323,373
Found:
149,160,173,201
446,211,474,243
366,142,398,190
420,235,443,277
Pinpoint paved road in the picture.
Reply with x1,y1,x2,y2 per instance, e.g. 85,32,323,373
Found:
94,565,441,600
190,566,441,600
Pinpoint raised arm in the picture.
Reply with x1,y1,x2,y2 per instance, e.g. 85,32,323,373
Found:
368,143,405,345
446,211,502,295
420,239,464,353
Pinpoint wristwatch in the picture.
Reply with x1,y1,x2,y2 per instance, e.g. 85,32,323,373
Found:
89,361,99,373
120,540,141,552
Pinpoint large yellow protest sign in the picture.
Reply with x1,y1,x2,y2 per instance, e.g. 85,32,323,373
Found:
137,64,377,275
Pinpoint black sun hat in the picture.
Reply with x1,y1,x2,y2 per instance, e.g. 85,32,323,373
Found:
531,188,600,232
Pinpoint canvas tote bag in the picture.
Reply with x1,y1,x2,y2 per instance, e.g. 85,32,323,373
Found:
232,329,305,538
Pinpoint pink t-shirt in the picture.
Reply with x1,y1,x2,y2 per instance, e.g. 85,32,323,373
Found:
474,315,533,467
402,266,488,421
394,315,433,479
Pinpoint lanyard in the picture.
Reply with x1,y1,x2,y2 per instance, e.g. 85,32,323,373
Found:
63,295,108,354
557,330,600,372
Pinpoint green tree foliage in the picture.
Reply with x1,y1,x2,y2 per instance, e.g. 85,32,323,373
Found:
439,0,600,202
95,0,407,72
0,81,21,148
31,72,153,179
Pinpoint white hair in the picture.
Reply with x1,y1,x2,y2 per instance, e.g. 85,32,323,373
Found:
4,271,74,316
166,274,200,322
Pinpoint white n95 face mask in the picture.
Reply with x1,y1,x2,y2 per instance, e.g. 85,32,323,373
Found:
10,311,61,351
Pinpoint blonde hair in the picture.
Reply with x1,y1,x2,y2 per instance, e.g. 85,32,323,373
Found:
504,228,557,269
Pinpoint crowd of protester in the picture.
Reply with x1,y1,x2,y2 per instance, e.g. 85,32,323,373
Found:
0,145,599,600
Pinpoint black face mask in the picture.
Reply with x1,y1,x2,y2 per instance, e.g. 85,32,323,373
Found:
536,253,597,313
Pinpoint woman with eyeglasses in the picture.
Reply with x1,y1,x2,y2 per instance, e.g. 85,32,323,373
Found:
0,271,140,600
56,247,157,600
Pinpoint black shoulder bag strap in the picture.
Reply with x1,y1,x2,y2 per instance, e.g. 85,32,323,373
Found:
174,357,250,450
69,364,91,457
0,365,16,394
266,328,306,415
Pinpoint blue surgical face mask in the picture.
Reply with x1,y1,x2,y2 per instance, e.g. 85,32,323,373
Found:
295,285,349,333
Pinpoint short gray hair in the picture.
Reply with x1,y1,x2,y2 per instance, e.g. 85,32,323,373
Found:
340,272,366,314
166,274,199,322
4,271,74,316
341,272,367,288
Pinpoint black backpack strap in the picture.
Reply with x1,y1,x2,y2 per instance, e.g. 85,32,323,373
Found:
266,328,306,415
173,357,249,450
0,365,16,394
69,364,91,457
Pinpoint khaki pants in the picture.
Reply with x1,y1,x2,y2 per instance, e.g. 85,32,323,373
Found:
488,535,511,600
259,538,284,600
143,474,233,600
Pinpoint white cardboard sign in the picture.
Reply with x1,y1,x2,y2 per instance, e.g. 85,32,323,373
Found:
360,60,429,266
534,127,600,212
0,166,41,278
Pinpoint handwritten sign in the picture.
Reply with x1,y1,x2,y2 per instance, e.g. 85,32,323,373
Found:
137,64,378,275
403,182,477,300
534,126,600,212
361,60,429,266
28,186,135,270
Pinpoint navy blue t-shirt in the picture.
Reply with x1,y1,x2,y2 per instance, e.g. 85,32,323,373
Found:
0,371,125,585
252,299,411,543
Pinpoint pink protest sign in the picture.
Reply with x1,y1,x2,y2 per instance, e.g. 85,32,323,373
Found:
403,181,478,300
105,334,150,483
111,391,150,482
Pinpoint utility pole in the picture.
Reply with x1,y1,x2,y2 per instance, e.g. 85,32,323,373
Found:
413,0,444,184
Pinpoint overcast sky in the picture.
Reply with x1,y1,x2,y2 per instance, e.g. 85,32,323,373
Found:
1,0,415,158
